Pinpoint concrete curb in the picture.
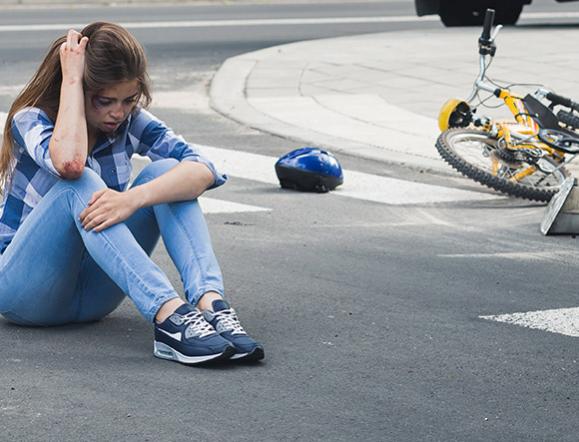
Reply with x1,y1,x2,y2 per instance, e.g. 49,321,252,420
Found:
210,27,579,179
209,40,454,175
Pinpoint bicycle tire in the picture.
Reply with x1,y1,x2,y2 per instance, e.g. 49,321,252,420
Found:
435,128,569,202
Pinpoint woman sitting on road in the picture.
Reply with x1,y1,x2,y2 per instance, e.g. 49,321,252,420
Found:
0,22,264,365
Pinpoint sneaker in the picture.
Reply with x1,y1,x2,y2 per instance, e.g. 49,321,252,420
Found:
203,299,264,362
154,303,235,365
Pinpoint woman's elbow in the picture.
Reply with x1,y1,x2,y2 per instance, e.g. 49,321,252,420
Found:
201,167,215,190
56,160,85,180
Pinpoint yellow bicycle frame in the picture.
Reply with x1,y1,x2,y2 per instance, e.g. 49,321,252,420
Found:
489,89,564,181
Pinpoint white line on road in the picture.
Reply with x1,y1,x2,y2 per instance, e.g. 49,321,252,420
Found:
2,109,499,205
0,16,439,32
0,11,576,33
520,11,579,20
440,252,555,261
199,197,270,214
0,85,24,94
480,307,579,337
200,145,501,205
439,250,579,265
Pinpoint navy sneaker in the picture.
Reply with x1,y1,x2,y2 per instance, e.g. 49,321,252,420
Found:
203,299,264,362
154,303,235,365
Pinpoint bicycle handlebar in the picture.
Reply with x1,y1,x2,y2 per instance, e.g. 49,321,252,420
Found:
478,9,497,56
557,110,579,129
547,92,579,111
481,9,495,42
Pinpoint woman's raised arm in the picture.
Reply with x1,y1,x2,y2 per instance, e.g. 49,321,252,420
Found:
48,29,89,179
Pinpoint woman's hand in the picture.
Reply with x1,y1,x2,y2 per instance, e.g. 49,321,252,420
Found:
60,29,89,83
79,189,140,232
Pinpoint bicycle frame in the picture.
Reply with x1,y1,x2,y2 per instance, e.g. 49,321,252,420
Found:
462,24,566,180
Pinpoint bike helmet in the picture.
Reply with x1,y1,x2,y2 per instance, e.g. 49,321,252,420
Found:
275,147,343,193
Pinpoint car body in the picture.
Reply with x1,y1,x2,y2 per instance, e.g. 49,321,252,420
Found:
415,0,578,26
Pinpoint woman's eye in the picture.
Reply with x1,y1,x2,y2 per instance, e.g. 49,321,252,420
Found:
93,97,112,108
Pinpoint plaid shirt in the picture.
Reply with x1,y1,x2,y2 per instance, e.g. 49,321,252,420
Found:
0,106,227,253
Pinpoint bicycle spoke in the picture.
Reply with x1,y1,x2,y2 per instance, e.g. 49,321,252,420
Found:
449,134,563,189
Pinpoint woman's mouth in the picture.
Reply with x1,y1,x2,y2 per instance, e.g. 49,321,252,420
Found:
103,122,119,131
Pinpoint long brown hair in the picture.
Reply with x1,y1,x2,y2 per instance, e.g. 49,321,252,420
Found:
0,22,152,193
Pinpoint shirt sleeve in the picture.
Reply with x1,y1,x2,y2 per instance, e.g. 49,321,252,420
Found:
131,108,227,189
11,107,62,178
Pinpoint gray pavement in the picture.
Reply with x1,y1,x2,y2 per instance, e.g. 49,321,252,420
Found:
6,4,579,441
210,25,579,176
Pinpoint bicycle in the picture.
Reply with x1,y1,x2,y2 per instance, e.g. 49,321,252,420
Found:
435,8,579,202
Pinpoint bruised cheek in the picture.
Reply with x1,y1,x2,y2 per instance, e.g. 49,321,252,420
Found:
91,95,108,110
86,98,105,127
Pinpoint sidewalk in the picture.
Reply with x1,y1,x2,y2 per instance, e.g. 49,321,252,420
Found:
210,27,579,175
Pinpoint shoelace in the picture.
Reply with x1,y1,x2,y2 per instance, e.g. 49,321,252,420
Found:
182,310,216,338
214,309,246,335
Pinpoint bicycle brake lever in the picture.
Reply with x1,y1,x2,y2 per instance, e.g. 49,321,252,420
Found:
490,25,503,43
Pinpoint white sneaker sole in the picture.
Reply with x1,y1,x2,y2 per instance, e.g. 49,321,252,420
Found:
230,352,249,360
153,341,233,365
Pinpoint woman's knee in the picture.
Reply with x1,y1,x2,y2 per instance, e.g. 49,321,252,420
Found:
53,167,107,199
134,158,179,184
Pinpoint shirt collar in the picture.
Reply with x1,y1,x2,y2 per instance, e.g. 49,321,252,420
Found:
91,114,132,155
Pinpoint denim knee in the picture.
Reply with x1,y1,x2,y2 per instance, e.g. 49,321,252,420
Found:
135,158,179,183
52,167,107,201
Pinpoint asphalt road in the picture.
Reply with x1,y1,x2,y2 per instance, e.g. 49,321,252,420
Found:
2,1,579,441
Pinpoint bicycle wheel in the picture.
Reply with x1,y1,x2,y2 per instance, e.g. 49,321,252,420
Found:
435,128,569,202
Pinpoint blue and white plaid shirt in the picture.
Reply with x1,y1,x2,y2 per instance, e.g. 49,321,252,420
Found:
0,106,227,253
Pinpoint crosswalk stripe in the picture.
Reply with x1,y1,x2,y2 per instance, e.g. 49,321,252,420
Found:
200,145,501,205
480,308,579,338
2,110,498,205
199,197,270,214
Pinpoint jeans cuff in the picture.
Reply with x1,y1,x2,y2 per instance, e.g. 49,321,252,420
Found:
147,294,182,323
190,286,225,308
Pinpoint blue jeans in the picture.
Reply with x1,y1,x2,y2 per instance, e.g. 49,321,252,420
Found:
0,158,224,326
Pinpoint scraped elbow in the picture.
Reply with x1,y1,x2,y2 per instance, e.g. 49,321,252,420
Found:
57,160,85,180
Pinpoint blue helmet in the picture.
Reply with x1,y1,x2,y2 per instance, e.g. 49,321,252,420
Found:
275,147,343,193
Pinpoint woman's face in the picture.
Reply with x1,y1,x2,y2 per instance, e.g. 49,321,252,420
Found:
85,79,140,135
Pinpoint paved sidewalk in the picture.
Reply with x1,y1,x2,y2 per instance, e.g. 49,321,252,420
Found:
210,27,579,175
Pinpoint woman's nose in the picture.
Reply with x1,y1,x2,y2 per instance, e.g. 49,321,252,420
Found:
110,109,123,120
109,103,125,119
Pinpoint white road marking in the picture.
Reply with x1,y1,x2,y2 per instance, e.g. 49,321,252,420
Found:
200,145,279,185
439,250,579,264
131,156,271,214
2,108,498,206
440,252,555,261
480,307,579,338
0,11,573,33
0,16,439,32
198,197,270,214
200,145,501,205
0,85,24,94
520,11,579,20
